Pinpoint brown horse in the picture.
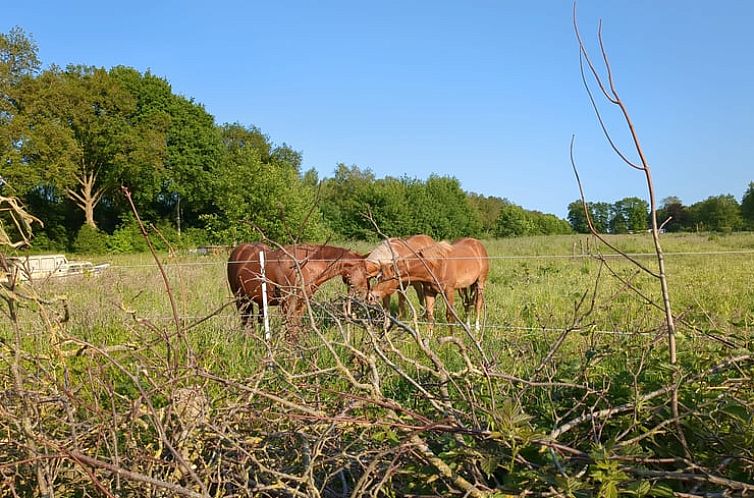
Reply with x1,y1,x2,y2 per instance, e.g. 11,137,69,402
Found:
369,237,489,330
348,234,436,318
229,243,365,329
227,242,271,328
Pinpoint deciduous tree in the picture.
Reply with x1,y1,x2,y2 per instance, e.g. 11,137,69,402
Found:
741,182,754,230
10,65,167,228
689,195,743,232
657,196,688,232
495,203,532,237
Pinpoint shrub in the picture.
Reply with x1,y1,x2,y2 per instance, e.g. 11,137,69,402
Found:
72,224,108,254
107,217,210,253
29,232,67,252
107,219,149,254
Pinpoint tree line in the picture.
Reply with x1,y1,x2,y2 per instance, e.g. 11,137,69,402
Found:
1,28,752,253
0,27,573,252
567,186,754,234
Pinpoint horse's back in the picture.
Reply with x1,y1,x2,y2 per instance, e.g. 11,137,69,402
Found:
368,234,436,266
405,234,435,250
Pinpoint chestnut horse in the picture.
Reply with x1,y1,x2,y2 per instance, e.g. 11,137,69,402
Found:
227,242,271,328
228,243,365,329
369,237,489,330
348,234,436,318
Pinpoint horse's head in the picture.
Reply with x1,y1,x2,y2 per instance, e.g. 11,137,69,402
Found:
342,259,373,300
367,261,402,304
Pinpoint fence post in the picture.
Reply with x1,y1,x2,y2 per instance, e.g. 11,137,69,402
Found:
259,251,271,341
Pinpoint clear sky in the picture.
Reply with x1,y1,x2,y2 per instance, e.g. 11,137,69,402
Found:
4,1,753,218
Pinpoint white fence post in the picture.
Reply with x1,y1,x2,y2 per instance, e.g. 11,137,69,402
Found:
259,251,271,341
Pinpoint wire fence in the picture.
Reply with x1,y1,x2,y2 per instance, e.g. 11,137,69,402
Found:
52,248,754,270
5,246,752,340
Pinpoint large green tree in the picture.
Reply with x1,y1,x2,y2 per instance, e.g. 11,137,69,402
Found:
494,203,533,237
110,66,226,229
0,27,40,191
209,124,327,242
9,65,167,228
320,164,378,239
419,175,480,239
496,205,570,238
367,177,415,237
656,196,689,232
467,193,509,237
567,200,607,233
529,211,572,235
689,195,743,232
567,200,589,233
590,202,612,233
611,197,649,233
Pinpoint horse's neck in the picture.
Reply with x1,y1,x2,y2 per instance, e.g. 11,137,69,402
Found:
311,247,362,286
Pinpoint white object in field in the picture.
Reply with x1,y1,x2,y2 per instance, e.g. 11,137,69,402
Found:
259,251,271,341
1,254,109,283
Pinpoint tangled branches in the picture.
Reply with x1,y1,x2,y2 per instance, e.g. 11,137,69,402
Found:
1,266,753,497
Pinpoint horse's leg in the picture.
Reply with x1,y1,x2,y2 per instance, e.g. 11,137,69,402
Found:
424,290,437,333
344,288,353,317
237,296,252,328
382,295,391,314
457,288,469,326
255,300,264,331
408,282,424,329
410,281,425,312
474,281,485,332
281,294,299,337
461,286,473,328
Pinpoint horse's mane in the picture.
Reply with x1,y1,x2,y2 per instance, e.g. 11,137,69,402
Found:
418,241,453,260
296,244,363,262
366,239,400,264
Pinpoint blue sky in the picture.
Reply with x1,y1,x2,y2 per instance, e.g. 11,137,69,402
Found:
4,1,753,217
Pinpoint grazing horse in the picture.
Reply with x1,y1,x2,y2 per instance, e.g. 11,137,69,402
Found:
369,237,489,330
227,242,271,328
229,243,365,330
348,234,436,318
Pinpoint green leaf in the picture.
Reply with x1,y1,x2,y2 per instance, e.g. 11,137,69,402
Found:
650,484,675,497
720,403,751,423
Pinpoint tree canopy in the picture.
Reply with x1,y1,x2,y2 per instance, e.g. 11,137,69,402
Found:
13,26,753,253
568,192,753,235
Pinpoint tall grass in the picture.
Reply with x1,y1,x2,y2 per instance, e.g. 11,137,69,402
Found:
2,232,753,496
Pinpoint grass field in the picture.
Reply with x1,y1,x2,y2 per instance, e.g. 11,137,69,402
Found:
18,232,754,348
2,232,754,496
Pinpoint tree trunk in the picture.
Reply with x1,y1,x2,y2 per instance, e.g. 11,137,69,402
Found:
66,171,104,229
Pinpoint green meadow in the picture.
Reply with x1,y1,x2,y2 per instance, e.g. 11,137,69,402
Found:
3,232,754,496
19,232,753,347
